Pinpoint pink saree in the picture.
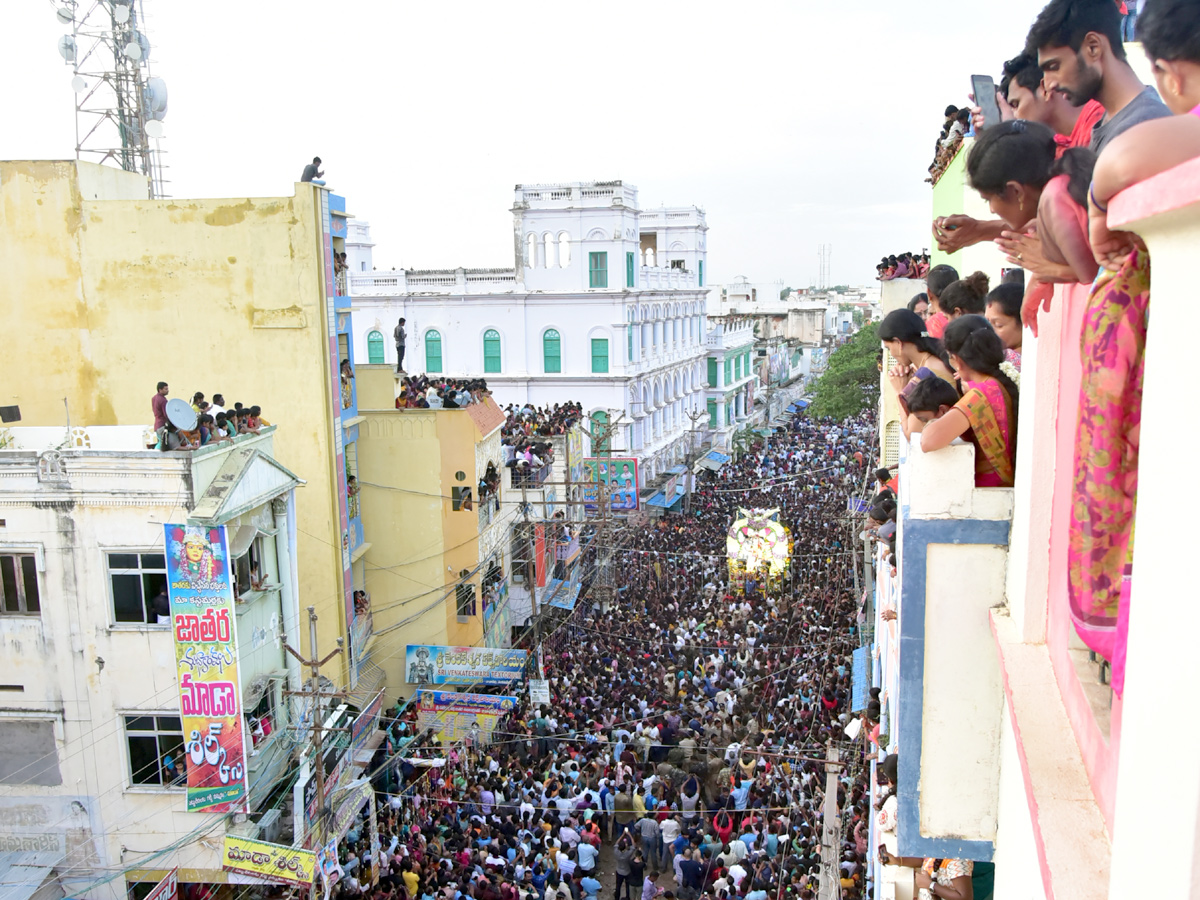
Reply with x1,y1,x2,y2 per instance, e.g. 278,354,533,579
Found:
1068,247,1150,697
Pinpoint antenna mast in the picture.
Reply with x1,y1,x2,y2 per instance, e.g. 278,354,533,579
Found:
53,0,169,197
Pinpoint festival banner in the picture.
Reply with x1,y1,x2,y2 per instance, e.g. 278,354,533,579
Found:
222,835,315,887
567,428,586,485
416,690,517,742
405,645,527,686
163,524,249,813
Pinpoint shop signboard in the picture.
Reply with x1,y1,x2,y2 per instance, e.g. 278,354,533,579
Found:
222,835,315,887
144,868,178,900
404,645,527,686
163,524,249,813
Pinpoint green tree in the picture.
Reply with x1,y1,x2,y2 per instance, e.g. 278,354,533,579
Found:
780,286,793,301
807,322,880,419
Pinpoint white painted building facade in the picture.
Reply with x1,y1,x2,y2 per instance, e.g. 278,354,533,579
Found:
0,426,304,900
346,181,711,485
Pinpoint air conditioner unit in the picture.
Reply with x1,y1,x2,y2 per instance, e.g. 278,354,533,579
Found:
257,808,283,844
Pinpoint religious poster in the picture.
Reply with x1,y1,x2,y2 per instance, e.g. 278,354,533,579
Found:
404,645,527,686
582,457,640,511
163,524,249,813
415,690,517,742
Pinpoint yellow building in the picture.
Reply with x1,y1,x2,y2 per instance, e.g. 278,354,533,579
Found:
0,160,373,691
354,366,516,695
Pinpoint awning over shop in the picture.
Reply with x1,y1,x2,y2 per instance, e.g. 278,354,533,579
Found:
666,464,688,476
0,852,63,900
696,450,732,472
645,486,686,510
788,399,810,411
346,661,385,708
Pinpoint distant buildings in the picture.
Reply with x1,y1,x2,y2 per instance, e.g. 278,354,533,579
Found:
346,181,711,486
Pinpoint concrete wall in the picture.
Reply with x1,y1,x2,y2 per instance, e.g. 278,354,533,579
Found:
929,140,1007,284
0,161,350,679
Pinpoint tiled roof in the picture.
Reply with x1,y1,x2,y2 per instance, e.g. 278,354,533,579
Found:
467,397,506,437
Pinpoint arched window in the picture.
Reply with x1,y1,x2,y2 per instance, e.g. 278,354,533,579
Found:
543,329,562,374
367,330,384,364
543,233,554,269
425,329,443,374
644,247,655,268
558,232,571,268
590,410,610,455
483,329,501,373
526,233,538,268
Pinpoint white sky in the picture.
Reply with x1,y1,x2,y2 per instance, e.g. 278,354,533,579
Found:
5,0,1055,288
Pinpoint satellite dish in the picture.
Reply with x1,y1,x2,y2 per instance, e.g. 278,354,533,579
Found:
71,75,86,93
123,41,142,61
56,6,74,25
145,120,164,139
113,5,130,23
145,77,168,119
165,399,197,432
58,35,77,63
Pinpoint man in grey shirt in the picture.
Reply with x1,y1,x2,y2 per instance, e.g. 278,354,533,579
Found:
1027,0,1169,155
394,317,406,373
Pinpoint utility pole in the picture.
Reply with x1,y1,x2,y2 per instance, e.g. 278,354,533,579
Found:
818,742,842,900
282,606,343,881
684,407,706,516
520,479,543,677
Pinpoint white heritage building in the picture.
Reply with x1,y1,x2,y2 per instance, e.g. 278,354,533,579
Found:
346,181,711,486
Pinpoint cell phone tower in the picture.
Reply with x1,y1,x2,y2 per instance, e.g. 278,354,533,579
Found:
52,0,168,198
817,244,832,290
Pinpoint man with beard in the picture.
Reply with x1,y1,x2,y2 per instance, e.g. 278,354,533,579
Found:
1027,0,1169,153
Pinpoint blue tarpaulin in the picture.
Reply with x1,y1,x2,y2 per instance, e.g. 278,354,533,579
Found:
852,646,869,712
543,577,581,611
788,399,811,411
646,486,686,509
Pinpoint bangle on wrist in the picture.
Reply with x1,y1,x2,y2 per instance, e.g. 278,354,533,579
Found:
1089,181,1109,213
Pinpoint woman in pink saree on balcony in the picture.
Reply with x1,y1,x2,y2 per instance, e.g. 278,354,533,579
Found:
1070,0,1200,695
917,316,1020,488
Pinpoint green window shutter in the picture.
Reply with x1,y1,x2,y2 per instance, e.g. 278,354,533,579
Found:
589,252,608,289
591,338,609,374
725,359,732,384
367,330,384,364
707,400,717,427
627,321,634,361
425,330,442,373
699,260,704,287
483,329,501,373
626,252,635,288
543,329,562,374
707,358,718,388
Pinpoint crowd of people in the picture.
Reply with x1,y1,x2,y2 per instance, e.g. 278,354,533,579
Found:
928,105,972,184
501,404,585,487
928,0,1198,698
395,375,494,409
875,253,930,281
149,383,269,451
319,411,887,900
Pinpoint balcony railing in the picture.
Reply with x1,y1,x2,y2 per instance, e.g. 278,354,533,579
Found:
640,267,698,290
509,464,551,490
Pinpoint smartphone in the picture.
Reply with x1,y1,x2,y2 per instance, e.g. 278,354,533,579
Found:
971,74,1001,132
